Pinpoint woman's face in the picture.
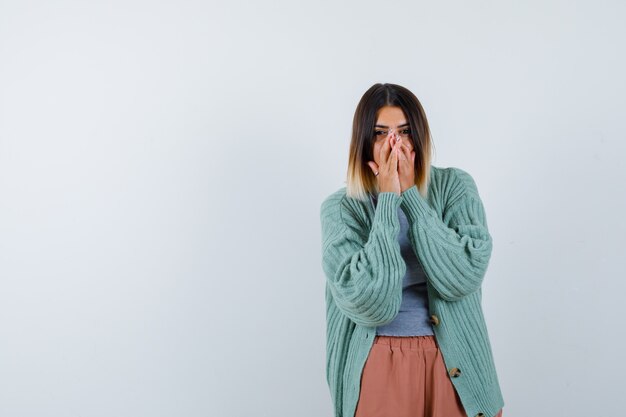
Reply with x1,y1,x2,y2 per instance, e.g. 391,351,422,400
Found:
372,106,413,166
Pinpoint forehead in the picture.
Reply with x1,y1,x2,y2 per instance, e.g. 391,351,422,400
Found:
375,106,407,125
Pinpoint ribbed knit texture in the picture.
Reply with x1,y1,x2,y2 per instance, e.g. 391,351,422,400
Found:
371,193,434,337
320,165,504,417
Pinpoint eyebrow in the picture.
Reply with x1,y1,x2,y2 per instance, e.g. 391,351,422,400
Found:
375,123,410,128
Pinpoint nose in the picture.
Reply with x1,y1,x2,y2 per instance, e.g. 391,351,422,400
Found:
388,128,409,140
387,131,413,151
387,130,410,145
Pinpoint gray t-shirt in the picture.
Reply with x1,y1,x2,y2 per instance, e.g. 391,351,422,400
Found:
370,193,434,336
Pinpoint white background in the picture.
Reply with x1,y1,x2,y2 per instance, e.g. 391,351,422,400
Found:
1,1,625,416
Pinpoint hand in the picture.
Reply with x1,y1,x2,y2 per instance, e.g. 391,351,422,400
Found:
367,131,402,196
398,138,416,193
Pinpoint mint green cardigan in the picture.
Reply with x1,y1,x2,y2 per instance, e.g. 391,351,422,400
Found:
320,165,504,417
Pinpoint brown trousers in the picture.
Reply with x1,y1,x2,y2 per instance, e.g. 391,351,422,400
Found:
354,335,503,417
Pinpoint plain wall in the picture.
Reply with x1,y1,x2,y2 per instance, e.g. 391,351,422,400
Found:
1,1,625,416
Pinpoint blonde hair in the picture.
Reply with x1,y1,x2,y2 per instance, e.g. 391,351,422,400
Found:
345,83,435,202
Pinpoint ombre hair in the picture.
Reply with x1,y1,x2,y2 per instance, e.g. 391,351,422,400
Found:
345,83,435,202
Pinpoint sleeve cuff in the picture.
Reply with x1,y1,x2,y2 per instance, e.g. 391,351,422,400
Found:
373,191,402,228
400,185,432,223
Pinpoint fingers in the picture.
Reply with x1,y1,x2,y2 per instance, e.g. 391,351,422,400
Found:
378,129,395,161
399,142,412,162
397,142,411,176
387,136,400,170
367,161,379,176
386,134,402,166
379,130,393,163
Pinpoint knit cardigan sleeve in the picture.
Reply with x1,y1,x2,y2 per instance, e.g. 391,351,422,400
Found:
320,192,407,327
400,168,493,301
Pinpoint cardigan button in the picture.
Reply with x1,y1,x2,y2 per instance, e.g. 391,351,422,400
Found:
449,367,461,377
429,314,440,326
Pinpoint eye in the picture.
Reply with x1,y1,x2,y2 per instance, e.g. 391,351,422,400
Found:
374,130,386,136
402,129,412,135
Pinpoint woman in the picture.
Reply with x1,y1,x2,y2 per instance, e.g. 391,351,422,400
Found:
320,83,504,417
